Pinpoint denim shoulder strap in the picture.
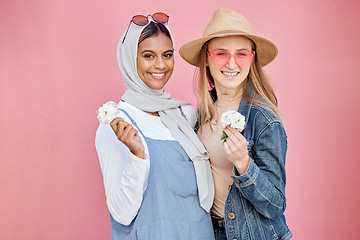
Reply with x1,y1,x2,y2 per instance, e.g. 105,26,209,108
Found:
118,108,145,139
178,106,187,120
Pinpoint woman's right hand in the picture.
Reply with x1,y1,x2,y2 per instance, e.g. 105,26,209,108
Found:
110,117,145,159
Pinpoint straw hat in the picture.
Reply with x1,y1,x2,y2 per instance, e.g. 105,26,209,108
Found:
179,8,278,67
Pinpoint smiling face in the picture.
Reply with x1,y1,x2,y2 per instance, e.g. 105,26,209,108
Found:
136,32,174,90
207,36,253,95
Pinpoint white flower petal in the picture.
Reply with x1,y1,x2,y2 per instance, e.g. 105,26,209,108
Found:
97,101,120,124
220,110,246,132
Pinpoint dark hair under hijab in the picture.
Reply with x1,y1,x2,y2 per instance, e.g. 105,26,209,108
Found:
138,22,172,44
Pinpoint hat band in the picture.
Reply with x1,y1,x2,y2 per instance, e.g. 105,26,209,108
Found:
207,29,249,37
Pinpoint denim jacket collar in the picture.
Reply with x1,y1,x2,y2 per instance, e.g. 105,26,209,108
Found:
238,97,252,131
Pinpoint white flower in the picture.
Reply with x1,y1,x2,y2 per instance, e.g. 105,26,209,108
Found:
97,101,120,124
220,110,246,142
220,110,246,130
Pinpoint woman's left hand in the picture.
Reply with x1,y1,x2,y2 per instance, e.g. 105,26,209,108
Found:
223,126,250,175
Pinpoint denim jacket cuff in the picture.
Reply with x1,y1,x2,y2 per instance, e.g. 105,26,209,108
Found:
231,158,259,188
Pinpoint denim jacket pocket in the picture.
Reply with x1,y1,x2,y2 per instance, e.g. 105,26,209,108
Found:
246,209,291,240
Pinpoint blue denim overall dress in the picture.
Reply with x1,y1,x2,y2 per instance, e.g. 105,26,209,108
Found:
110,108,214,240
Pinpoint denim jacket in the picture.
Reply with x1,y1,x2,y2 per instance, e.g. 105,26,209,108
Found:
196,96,292,240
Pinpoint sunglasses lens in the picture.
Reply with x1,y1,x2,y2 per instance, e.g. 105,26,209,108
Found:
208,50,230,68
208,50,254,68
234,50,254,67
132,15,148,26
152,12,169,23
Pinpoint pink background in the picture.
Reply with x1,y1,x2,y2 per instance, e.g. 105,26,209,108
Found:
1,0,360,239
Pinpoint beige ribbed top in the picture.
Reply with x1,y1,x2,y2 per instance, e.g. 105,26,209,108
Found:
197,94,241,217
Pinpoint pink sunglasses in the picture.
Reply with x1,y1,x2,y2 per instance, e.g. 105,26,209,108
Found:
122,12,169,43
207,49,255,68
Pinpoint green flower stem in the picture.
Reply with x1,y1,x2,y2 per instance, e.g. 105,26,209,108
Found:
221,131,228,143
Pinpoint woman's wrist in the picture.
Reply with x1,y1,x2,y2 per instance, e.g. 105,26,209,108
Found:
132,150,145,159
233,155,250,175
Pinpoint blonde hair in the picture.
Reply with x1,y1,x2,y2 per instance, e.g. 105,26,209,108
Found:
195,39,281,131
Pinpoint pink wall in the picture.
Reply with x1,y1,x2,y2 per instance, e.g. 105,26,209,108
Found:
1,0,360,239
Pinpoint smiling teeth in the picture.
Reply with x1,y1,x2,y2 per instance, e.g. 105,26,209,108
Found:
223,72,238,77
152,73,165,78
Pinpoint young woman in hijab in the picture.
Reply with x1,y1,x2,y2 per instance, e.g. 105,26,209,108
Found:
95,13,215,239
179,8,292,240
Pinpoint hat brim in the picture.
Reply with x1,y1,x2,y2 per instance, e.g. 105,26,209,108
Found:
179,32,278,67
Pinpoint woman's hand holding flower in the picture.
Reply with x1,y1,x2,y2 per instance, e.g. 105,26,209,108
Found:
220,110,245,142
223,126,250,175
220,110,249,175
97,101,145,159
110,118,145,159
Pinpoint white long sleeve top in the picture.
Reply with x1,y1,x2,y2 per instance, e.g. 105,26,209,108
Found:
95,101,196,225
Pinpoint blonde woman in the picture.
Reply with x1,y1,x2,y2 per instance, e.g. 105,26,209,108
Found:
180,8,292,240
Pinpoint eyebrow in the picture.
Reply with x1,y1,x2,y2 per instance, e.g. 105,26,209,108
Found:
214,48,250,51
140,49,174,54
